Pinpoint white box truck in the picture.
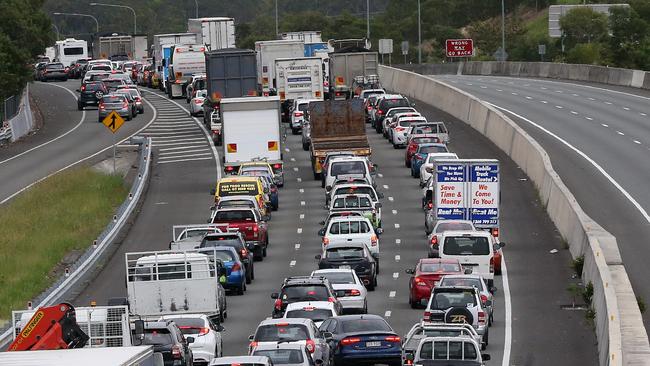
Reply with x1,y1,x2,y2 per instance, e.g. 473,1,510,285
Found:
0,346,155,366
167,44,206,98
188,17,236,51
275,57,324,102
152,33,200,91
221,96,283,174
279,31,323,43
255,40,304,94
131,35,148,61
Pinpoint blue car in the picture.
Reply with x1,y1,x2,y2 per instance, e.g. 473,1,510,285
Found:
320,314,402,366
205,246,247,295
410,143,449,178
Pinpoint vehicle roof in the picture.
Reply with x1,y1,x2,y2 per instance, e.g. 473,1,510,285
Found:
433,285,479,293
284,276,328,285
335,314,385,321
312,268,357,274
136,253,208,264
219,195,257,202
258,317,315,326
440,230,491,237
418,258,461,264
425,153,457,159
219,176,260,183
285,301,336,311
203,232,242,239
160,313,208,320
328,216,372,223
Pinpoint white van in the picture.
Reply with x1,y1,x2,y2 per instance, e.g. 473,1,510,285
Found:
438,231,504,287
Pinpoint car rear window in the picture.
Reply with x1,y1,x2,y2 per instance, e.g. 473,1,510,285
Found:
398,119,423,127
330,161,366,176
341,318,391,333
213,210,255,222
103,80,123,88
142,329,173,345
219,181,259,196
412,137,440,145
286,308,333,322
431,290,477,309
387,108,414,117
102,96,123,103
253,349,305,365
435,222,474,233
328,221,370,235
380,98,410,110
46,63,64,69
420,262,461,273
166,318,205,335
218,200,254,209
255,324,309,341
440,278,483,289
84,83,104,91
419,145,449,154
443,236,490,255
326,247,365,259
206,249,235,262
282,285,329,301
420,328,464,338
200,235,242,249
92,65,112,71
334,187,376,200
317,271,356,284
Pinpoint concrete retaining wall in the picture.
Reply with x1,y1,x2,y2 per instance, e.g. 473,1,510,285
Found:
8,85,35,141
379,65,650,366
396,62,650,91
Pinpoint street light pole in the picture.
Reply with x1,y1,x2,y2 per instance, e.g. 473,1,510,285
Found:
501,0,506,60
275,0,279,37
89,3,137,34
53,12,100,33
366,0,370,40
194,0,199,18
418,0,421,64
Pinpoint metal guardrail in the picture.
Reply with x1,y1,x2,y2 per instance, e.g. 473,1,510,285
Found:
0,136,153,349
2,94,20,122
0,126,11,143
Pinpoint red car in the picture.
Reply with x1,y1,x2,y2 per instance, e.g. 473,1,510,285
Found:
210,207,269,261
405,258,464,308
405,134,441,168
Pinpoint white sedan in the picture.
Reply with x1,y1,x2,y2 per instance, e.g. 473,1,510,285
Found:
419,152,459,187
190,89,207,117
160,313,223,365
311,269,368,314
282,301,339,327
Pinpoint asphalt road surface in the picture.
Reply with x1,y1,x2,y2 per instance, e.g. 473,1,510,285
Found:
433,74,650,333
65,86,597,365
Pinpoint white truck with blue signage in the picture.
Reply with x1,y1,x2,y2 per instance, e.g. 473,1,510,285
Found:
274,57,324,102
425,159,500,235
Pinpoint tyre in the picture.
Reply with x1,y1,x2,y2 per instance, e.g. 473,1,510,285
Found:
406,159,411,168
127,114,132,121
291,127,299,135
263,245,267,257
314,171,321,180
251,263,255,280
483,328,489,347
409,295,417,309
302,142,309,151
238,283,245,295
392,142,399,149
245,269,252,284
367,276,376,291
77,103,83,111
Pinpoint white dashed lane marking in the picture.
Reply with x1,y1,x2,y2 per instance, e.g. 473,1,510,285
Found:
295,244,300,250
389,291,396,298
394,223,400,229
602,124,609,127
384,311,392,317
634,140,642,145
555,105,563,109
393,272,399,279
297,228,303,234
299,214,305,220
617,131,625,136
395,255,401,262
290,260,296,267
383,184,389,189
585,117,593,121
392,210,397,215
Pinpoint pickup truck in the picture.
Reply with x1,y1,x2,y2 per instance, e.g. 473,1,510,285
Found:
405,336,490,366
169,224,229,250
401,322,482,364
210,207,269,261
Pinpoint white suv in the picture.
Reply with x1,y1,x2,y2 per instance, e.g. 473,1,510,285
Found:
324,157,375,194
321,216,379,261
390,115,427,148
159,313,223,364
438,231,504,287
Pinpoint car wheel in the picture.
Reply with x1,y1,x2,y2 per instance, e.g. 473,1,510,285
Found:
302,142,309,151
483,328,489,347
375,260,379,274
362,301,368,314
406,160,411,168
409,295,417,309
238,283,245,295
263,245,267,257
291,128,299,135
367,277,375,291
245,269,252,284
127,114,132,121
314,172,321,181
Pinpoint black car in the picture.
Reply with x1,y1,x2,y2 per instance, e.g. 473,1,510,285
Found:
200,232,254,284
77,81,108,110
319,314,402,366
41,62,68,82
71,59,90,79
374,95,411,133
102,78,127,92
316,242,377,290
271,276,341,318
138,321,193,366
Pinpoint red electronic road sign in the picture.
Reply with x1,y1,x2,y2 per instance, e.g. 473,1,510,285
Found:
446,39,474,57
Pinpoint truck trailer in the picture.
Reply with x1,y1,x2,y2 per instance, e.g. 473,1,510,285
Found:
188,17,236,51
167,44,206,98
328,48,378,100
255,40,304,94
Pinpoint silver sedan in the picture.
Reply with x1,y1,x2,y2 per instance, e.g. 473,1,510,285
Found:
311,269,368,314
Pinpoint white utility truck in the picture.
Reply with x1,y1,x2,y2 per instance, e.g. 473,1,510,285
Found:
274,57,324,102
188,17,236,51
167,44,206,98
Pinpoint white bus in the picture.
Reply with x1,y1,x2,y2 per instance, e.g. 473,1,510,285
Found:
55,38,88,67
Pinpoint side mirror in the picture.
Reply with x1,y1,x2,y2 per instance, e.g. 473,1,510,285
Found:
482,354,491,361
490,286,497,294
376,228,383,235
411,102,416,107
210,188,216,195
498,242,506,248
248,334,255,341
318,220,325,226
325,185,332,191
271,292,279,299
321,331,333,340
318,228,326,236
186,336,195,344
405,268,415,275
315,254,322,260
464,268,473,275
377,193,384,199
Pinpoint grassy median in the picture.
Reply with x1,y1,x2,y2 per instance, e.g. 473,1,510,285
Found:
0,168,128,326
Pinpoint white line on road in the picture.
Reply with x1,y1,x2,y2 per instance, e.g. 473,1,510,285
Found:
290,260,296,267
496,89,503,92
395,239,401,245
290,157,296,162
389,291,396,298
572,93,579,97
570,111,578,115
501,255,512,366
299,214,305,220
395,255,400,262
585,117,593,121
300,201,305,206
299,188,304,193
295,244,300,250
383,184,389,189
641,113,647,116
384,311,392,317
511,92,518,95
616,131,625,136
293,167,299,171
157,157,213,164
623,107,630,110
297,178,302,182
393,272,399,279
392,210,397,215
555,90,563,93
388,197,394,202
634,140,641,145
555,105,563,109
604,101,613,105
602,123,609,127
297,228,302,234
394,223,400,229
285,148,290,152
540,100,548,104
378,173,384,178
588,97,595,101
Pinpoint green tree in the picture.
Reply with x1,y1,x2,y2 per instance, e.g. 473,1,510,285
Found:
559,7,608,46
609,5,649,69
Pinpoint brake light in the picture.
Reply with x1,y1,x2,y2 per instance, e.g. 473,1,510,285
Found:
194,99,203,104
81,85,86,92
427,202,433,209
430,236,438,246
225,166,235,172
490,257,494,273
241,248,248,258
122,101,128,109
385,336,401,342
99,103,105,110
370,235,378,246
249,340,258,349
340,337,361,346
294,111,304,117
414,154,424,161
415,277,428,287
274,299,282,311
172,345,182,359
395,127,406,132
252,224,259,238
480,294,488,304
478,311,486,325
491,228,499,238
322,237,329,246
273,163,281,169
346,289,361,296
232,262,241,271
328,296,336,303
377,110,384,115
306,339,316,353
423,310,431,320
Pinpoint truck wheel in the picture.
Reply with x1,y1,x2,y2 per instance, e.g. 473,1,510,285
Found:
216,135,223,146
246,269,252,284
291,127,299,135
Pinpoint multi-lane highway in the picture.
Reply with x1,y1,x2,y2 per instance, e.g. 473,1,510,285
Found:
56,85,599,364
433,74,650,332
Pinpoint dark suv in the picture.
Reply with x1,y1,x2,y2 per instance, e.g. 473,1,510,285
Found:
138,321,193,366
271,276,341,318
77,81,108,110
374,95,412,133
200,232,255,284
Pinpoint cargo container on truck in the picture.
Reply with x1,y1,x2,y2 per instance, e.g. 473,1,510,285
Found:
328,38,371,51
188,17,236,51
314,49,331,97
308,99,371,179
131,35,148,61
55,38,88,66
254,40,304,94
167,44,206,98
204,48,258,144
95,35,131,61
279,31,328,56
0,346,156,366
275,57,324,103
221,97,283,176
328,49,378,100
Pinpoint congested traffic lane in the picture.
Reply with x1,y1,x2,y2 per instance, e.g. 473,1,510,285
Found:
221,98,597,365
433,74,650,330
0,79,153,203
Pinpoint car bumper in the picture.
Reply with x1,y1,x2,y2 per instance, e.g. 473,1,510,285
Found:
335,351,401,365
190,344,216,364
338,297,366,310
225,272,245,288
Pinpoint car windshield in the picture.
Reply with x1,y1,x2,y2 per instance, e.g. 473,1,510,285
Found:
255,324,309,341
334,187,376,200
341,318,391,333
84,83,104,91
316,271,356,284
286,308,333,322
326,247,364,259
380,98,410,110
419,145,449,154
253,349,305,365
282,285,329,301
331,161,366,176
443,236,490,255
90,74,110,81
440,278,483,290
142,329,172,345
431,290,477,309
436,222,474,233
213,210,255,222
219,181,259,196
166,318,205,335
420,262,461,273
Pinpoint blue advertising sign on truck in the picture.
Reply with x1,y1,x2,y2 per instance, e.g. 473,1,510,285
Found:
433,159,499,230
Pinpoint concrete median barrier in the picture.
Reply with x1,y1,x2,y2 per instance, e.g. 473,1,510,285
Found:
379,65,650,366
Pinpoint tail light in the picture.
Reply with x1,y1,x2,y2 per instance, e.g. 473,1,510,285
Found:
225,166,235,172
395,127,406,132
423,310,431,320
414,154,424,161
414,277,428,287
172,345,182,359
294,111,304,117
478,311,486,325
274,299,282,311
65,67,69,72
249,340,258,351
491,228,499,238
273,163,282,169
231,262,241,271
252,224,259,238
490,257,495,273
81,85,86,92
480,294,488,305
377,110,384,115
322,237,329,246
340,337,361,346
306,339,316,353
430,235,438,248
346,289,361,296
122,101,128,109
328,296,336,303
385,336,401,343
99,103,105,110
370,235,378,246
427,202,433,209
194,99,203,104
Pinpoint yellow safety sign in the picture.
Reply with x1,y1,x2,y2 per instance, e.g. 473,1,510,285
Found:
102,111,125,133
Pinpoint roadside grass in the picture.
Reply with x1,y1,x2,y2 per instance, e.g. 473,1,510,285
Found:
0,168,128,326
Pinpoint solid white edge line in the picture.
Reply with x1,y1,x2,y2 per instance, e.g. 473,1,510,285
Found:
1,96,159,205
486,102,650,225
501,254,512,366
157,157,213,165
0,83,86,166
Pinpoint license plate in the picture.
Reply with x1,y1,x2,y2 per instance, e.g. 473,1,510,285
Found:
339,265,351,269
366,341,381,347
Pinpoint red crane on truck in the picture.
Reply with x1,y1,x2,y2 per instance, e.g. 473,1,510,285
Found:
8,303,89,351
